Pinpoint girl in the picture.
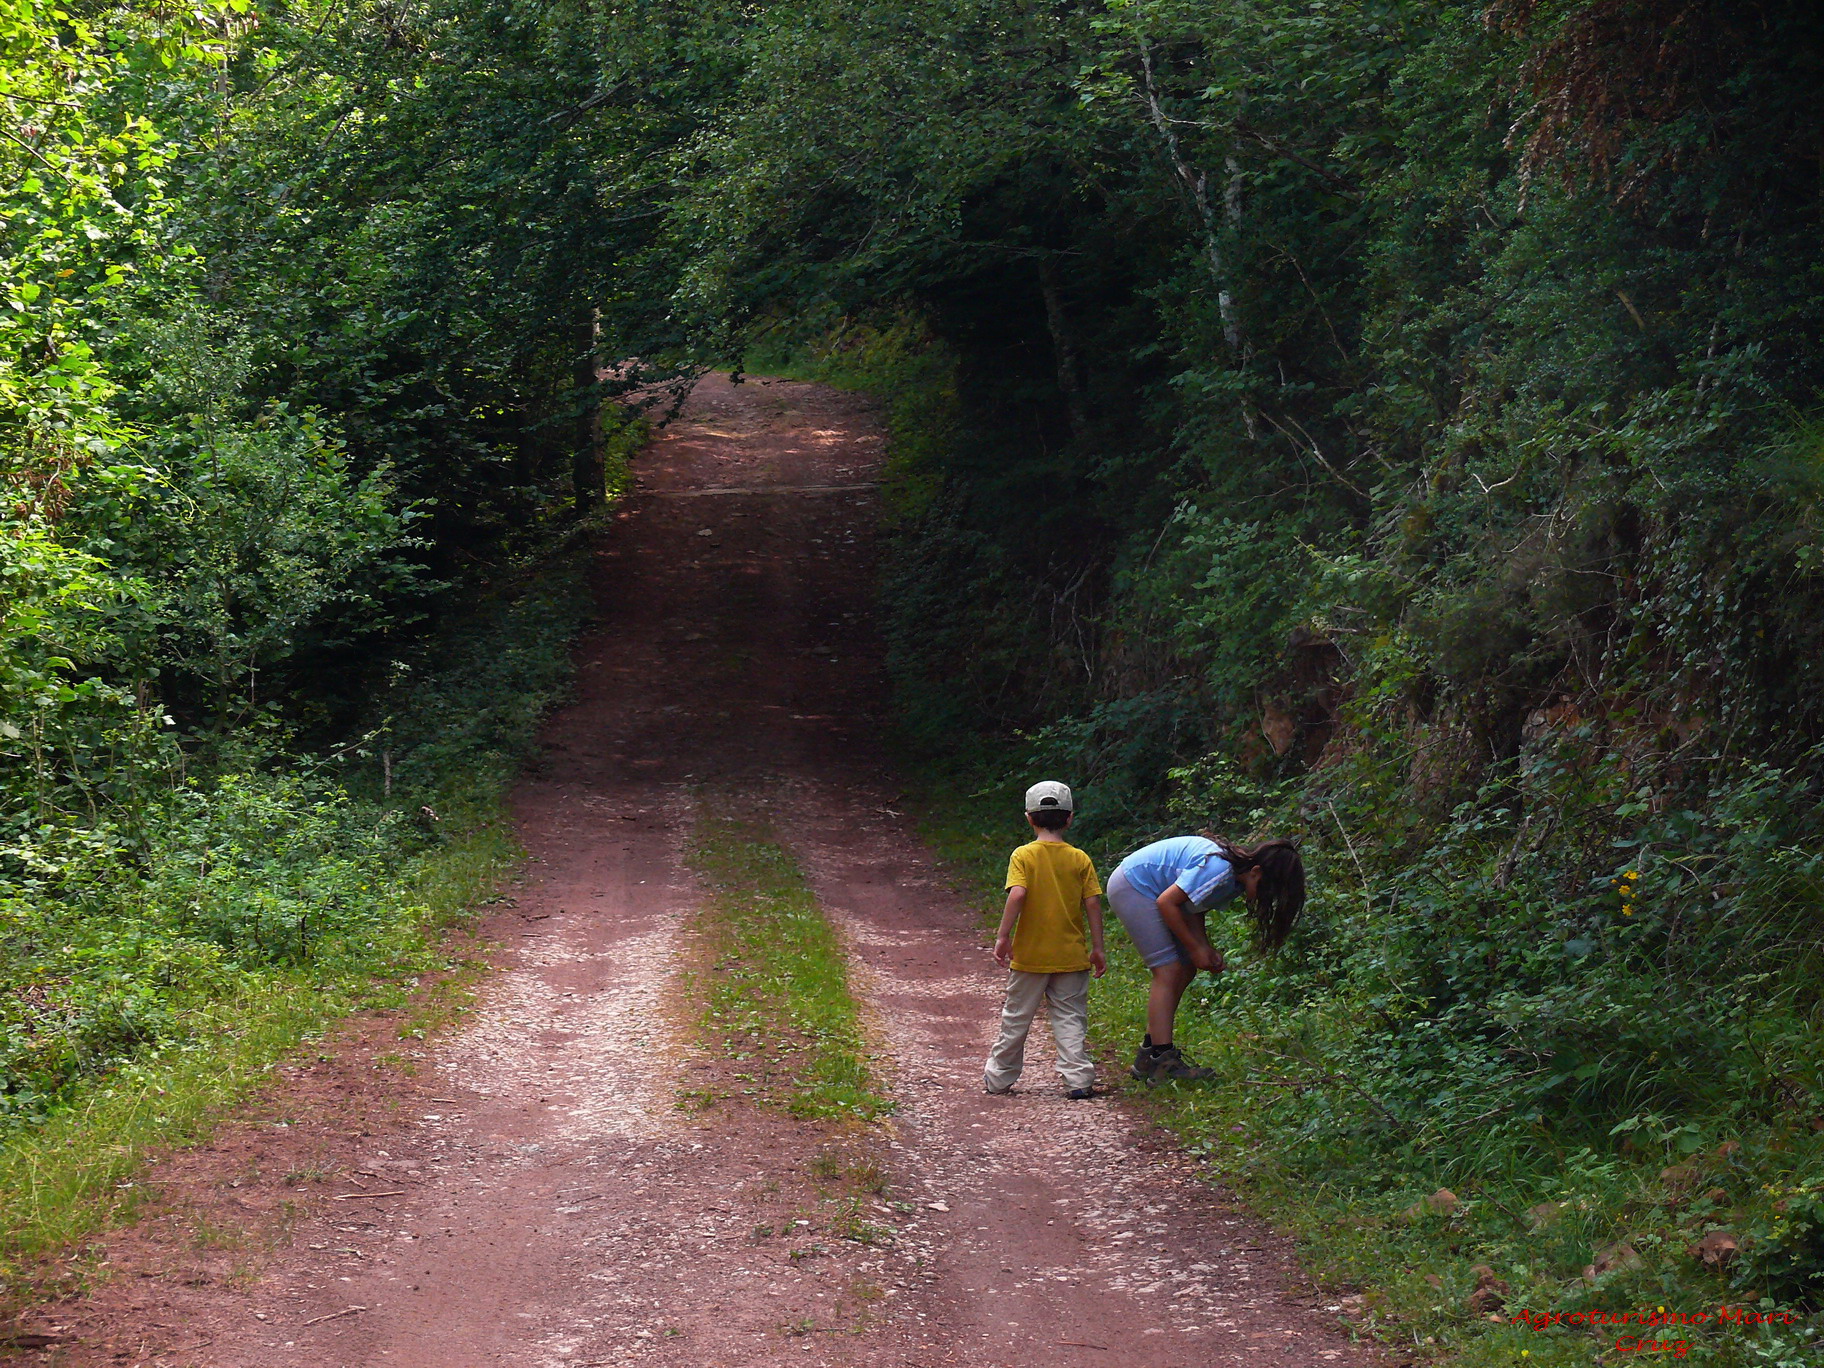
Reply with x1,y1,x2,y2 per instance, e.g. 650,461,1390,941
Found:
1105,834,1304,1082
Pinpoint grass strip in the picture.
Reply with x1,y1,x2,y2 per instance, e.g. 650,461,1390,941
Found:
686,812,887,1122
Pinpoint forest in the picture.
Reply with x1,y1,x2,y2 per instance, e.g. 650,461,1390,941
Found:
3,0,1822,1360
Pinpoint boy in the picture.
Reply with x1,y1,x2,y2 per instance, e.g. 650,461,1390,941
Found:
983,781,1106,1098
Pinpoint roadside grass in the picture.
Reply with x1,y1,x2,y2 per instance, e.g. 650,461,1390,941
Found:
685,811,888,1123
910,770,1824,1368
0,509,614,1305
0,812,511,1311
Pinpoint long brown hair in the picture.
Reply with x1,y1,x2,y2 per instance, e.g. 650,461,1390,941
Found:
1202,835,1306,952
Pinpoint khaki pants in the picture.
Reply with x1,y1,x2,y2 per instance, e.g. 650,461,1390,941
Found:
984,969,1093,1093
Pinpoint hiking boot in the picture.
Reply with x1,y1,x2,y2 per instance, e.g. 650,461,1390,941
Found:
1066,1087,1094,1100
1129,1043,1154,1080
1142,1045,1215,1085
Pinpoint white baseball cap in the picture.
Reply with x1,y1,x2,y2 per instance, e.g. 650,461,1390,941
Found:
1024,780,1074,813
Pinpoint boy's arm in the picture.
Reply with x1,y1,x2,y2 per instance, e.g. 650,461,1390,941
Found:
993,887,1025,968
1084,894,1106,978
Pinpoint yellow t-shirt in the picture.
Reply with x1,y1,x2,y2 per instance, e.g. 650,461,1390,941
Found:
1004,839,1103,973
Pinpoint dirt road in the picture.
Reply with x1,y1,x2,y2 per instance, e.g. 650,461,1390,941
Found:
33,375,1372,1368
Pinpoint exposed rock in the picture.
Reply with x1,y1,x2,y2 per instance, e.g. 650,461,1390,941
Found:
1583,1241,1642,1282
1693,1229,1739,1268
1401,1188,1459,1222
1466,1264,1508,1315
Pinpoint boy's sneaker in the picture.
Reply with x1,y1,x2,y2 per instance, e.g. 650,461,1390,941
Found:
1066,1087,1094,1100
1142,1045,1215,1085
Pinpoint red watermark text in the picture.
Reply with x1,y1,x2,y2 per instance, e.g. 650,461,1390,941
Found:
1507,1307,1799,1359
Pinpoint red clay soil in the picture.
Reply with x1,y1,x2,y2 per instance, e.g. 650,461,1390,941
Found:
12,374,1377,1368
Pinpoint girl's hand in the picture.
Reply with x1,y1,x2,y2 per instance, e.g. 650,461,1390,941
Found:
993,933,1013,968
1189,944,1224,973
1089,948,1107,979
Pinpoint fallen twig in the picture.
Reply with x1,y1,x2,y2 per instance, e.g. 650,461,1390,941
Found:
332,1190,406,1200
1241,1043,1406,1129
1058,1341,1108,1350
301,1306,368,1327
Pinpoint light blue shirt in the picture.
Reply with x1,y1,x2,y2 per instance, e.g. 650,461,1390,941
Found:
1113,836,1239,911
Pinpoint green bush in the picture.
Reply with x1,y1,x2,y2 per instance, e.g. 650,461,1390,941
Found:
0,515,602,1141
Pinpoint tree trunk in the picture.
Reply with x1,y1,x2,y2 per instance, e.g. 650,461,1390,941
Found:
1037,258,1089,443
572,309,603,511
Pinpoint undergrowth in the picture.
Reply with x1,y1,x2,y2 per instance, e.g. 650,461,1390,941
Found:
914,759,1824,1368
0,512,610,1290
686,808,886,1123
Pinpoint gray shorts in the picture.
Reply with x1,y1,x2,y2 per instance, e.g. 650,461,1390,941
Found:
1107,868,1189,969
